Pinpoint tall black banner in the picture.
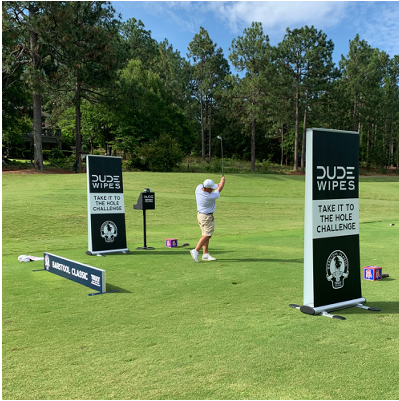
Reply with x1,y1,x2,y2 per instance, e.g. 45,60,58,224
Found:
86,155,128,254
304,128,364,311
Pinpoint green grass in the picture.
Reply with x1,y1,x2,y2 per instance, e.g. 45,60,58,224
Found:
2,172,399,399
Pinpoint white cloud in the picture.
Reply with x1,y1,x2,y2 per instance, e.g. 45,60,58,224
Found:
355,2,399,57
165,1,351,36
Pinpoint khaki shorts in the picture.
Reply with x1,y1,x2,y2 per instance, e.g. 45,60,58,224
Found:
197,212,215,236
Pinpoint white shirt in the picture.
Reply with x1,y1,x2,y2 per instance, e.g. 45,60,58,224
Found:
195,184,220,214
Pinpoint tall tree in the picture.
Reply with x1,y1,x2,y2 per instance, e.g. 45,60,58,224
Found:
2,2,49,170
340,35,389,167
38,1,122,170
277,25,335,171
187,27,216,161
203,47,230,161
229,21,273,171
385,55,399,171
120,17,157,68
2,3,32,150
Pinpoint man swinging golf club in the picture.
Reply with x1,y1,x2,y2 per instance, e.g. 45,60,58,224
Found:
190,176,225,262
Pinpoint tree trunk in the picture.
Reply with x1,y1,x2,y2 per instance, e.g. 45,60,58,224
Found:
366,122,370,169
75,79,82,173
200,90,205,161
294,84,300,171
396,139,399,173
32,91,43,171
208,97,213,162
301,88,309,172
251,117,256,171
29,5,43,171
353,92,357,132
280,123,284,166
387,113,394,172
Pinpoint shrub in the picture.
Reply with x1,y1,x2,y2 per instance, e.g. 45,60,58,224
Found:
42,150,51,160
22,149,32,160
50,148,65,159
134,134,184,172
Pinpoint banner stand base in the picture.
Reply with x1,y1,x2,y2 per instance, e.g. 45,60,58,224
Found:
86,249,130,256
356,303,381,312
88,290,120,296
289,298,380,320
136,246,155,250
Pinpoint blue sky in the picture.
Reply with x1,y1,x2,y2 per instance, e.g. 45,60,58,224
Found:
111,1,399,72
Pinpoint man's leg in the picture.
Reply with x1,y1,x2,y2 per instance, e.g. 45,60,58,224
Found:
191,235,210,262
195,235,211,252
202,237,210,254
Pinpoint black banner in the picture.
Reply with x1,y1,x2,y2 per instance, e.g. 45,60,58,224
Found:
87,155,128,254
304,128,362,310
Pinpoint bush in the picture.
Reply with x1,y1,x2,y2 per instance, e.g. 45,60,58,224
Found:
50,148,65,159
22,149,32,160
134,134,184,172
42,150,51,160
210,159,221,173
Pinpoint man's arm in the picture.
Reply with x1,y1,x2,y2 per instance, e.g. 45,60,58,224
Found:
217,176,225,193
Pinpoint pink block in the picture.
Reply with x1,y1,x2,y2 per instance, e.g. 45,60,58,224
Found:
166,239,178,248
363,266,382,281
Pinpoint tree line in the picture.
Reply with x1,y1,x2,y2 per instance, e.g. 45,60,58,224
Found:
3,1,399,172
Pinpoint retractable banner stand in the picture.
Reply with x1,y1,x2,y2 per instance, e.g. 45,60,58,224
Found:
293,128,379,319
86,155,129,255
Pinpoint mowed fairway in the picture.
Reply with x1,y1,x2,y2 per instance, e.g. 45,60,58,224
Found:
2,172,399,400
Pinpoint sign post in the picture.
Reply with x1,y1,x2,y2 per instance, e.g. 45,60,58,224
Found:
86,155,129,255
291,128,379,319
133,189,155,250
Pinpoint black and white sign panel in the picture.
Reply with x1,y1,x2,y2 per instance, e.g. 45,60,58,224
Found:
304,128,364,313
87,155,128,254
44,252,106,293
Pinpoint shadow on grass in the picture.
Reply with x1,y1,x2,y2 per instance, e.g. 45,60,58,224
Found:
106,283,132,294
217,258,304,263
108,250,233,256
341,301,399,314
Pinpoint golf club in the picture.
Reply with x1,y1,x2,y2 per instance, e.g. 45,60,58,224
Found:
217,135,224,176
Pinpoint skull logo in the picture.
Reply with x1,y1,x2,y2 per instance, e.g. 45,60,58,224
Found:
100,221,118,243
326,250,349,289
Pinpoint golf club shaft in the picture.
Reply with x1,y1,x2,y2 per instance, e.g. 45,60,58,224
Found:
221,141,224,176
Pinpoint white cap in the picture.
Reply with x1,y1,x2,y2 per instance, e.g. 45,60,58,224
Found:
203,179,218,190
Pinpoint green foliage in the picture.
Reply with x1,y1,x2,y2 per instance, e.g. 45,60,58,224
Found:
134,134,184,171
2,2,398,172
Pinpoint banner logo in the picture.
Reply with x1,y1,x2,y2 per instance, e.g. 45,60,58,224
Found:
91,274,101,287
44,254,50,270
326,250,349,289
91,174,121,190
316,166,355,191
100,221,118,243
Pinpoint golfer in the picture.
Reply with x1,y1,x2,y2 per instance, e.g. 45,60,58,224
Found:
190,176,225,262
